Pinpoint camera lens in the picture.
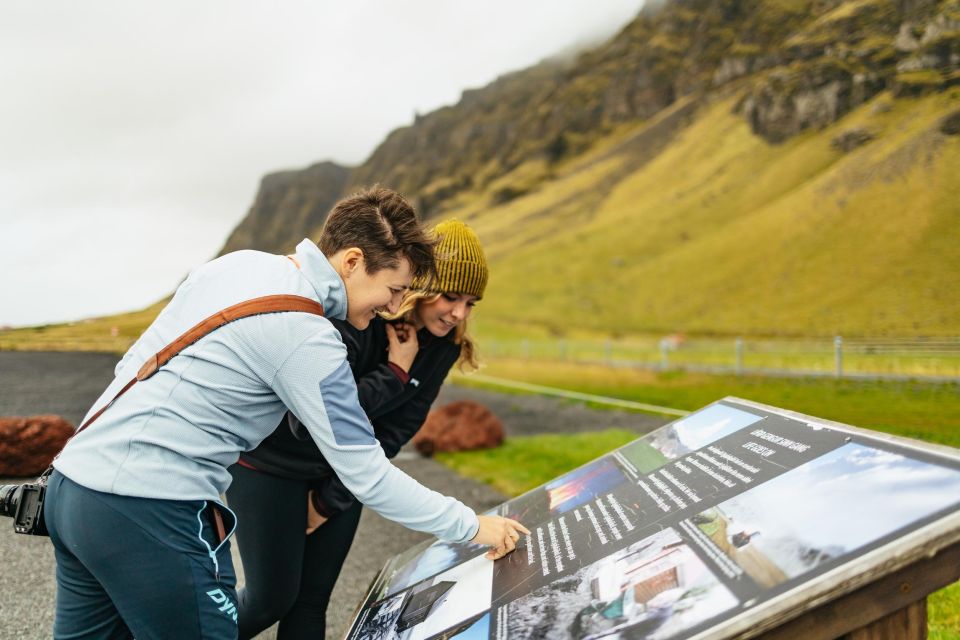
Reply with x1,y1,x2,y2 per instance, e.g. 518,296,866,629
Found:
0,484,21,518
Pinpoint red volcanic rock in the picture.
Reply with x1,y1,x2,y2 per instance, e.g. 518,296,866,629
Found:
412,401,504,456
0,415,74,477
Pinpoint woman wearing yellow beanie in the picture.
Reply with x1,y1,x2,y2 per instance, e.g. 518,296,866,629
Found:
386,218,488,373
228,219,498,639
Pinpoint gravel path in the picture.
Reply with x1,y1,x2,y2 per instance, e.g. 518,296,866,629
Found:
0,351,667,639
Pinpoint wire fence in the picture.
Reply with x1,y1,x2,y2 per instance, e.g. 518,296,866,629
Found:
4,329,960,381
481,335,960,381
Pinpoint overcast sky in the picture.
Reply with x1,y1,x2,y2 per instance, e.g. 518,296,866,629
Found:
0,1,645,328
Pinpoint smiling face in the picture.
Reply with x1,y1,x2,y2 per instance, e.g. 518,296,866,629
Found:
340,250,412,329
414,292,478,337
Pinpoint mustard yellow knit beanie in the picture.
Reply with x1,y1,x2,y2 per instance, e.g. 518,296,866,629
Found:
414,219,488,299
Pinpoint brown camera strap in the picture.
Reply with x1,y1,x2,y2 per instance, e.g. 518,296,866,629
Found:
46,293,324,544
75,294,325,435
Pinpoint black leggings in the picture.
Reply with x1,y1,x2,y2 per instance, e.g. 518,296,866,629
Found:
226,464,363,640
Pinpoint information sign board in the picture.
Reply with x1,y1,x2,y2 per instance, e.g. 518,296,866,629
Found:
345,398,960,640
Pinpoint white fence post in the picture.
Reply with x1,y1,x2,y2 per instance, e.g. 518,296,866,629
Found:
735,337,744,375
660,338,669,370
834,336,843,378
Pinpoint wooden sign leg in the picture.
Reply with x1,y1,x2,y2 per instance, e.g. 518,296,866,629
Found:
842,598,927,640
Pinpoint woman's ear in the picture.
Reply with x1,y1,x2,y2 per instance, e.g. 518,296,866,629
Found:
340,247,365,279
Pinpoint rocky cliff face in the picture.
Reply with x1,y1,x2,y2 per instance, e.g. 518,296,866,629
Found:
218,161,350,256
735,0,960,141
221,0,959,254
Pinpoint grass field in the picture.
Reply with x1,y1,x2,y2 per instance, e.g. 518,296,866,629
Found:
455,359,960,447
475,326,960,378
0,301,167,353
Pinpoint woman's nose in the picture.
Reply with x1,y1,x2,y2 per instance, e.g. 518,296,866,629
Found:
387,291,403,314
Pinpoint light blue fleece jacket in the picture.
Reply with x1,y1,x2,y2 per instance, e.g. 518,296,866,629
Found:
54,240,479,543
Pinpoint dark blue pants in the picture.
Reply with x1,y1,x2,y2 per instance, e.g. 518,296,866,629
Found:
227,464,363,640
45,470,239,639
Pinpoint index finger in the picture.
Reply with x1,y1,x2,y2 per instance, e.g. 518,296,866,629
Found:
509,519,531,536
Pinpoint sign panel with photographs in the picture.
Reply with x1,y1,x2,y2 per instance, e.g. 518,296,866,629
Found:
345,398,960,640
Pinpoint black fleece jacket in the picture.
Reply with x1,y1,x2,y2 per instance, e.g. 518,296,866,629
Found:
239,315,461,515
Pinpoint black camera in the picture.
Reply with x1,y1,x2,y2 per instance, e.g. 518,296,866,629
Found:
0,481,48,536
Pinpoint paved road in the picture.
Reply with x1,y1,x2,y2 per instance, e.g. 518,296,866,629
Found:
0,351,666,639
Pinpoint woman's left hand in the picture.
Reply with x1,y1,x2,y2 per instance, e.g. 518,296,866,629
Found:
386,322,418,373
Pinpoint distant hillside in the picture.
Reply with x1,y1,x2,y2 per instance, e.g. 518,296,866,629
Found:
458,90,959,337
215,0,958,338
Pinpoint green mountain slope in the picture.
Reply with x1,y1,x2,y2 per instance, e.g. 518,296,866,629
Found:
273,0,960,338
452,90,960,337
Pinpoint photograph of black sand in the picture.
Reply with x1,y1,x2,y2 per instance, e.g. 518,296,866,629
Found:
347,399,960,640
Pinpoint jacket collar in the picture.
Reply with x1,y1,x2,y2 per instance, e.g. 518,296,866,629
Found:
293,239,347,320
